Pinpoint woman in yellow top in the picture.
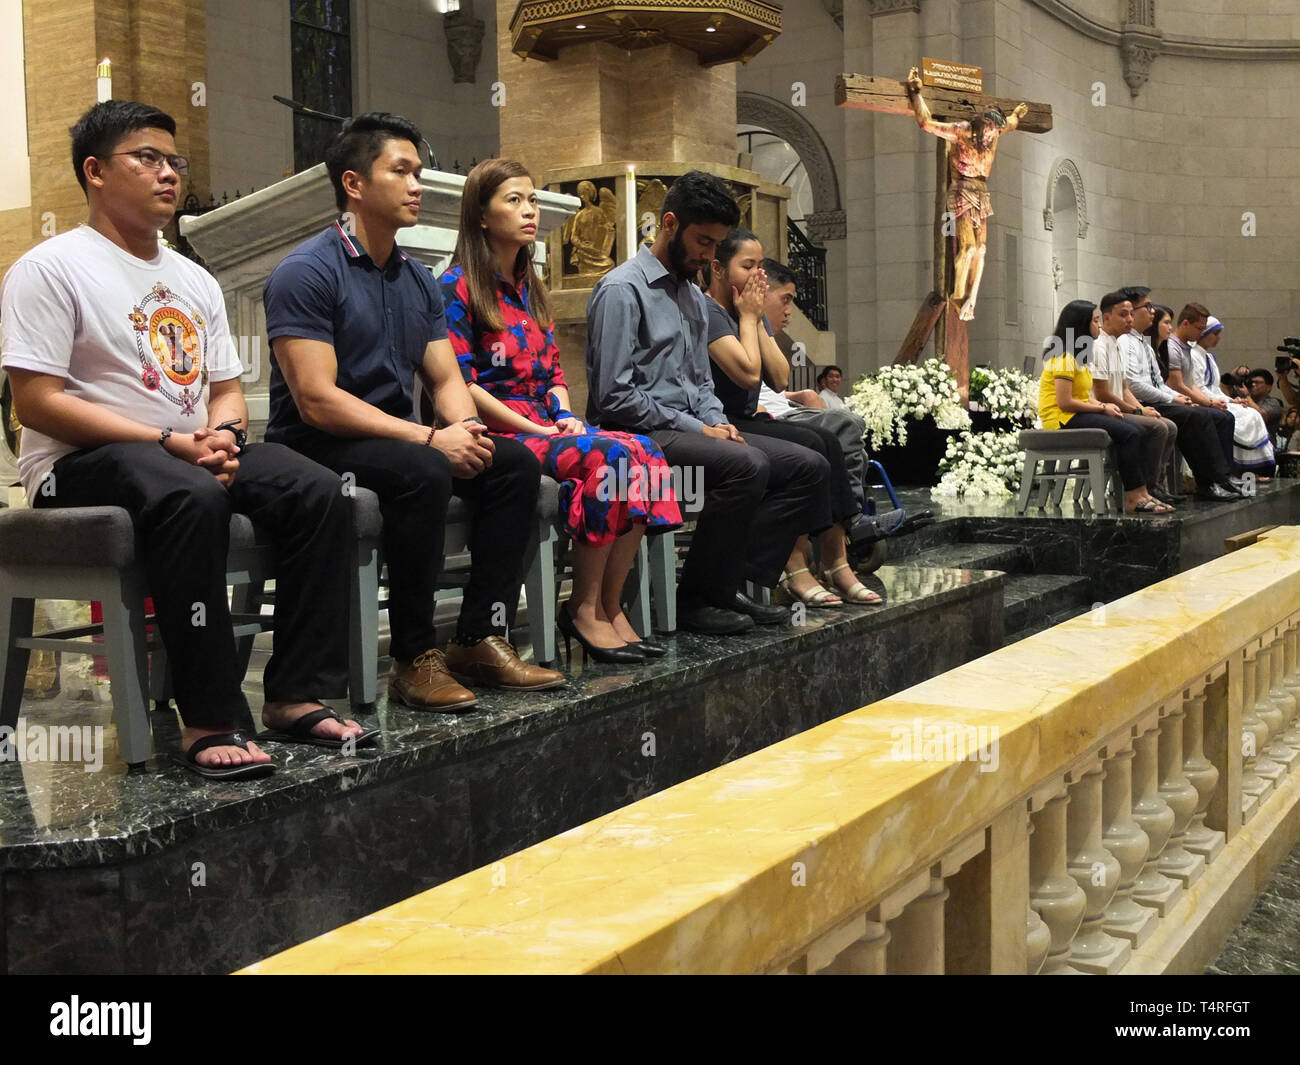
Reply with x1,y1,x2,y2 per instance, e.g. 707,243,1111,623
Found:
1039,299,1171,514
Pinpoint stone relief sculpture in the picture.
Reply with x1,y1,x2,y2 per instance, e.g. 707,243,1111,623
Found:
561,180,616,277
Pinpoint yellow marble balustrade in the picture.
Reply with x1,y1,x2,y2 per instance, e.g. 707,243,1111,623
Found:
240,527,1300,975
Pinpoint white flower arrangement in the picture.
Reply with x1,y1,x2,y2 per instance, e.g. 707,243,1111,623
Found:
969,366,1037,424
844,358,971,450
932,429,1026,498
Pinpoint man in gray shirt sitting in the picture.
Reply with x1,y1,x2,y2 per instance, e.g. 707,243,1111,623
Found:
586,172,824,634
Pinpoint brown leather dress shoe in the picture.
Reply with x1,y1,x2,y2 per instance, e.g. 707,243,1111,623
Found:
388,649,477,711
445,636,565,691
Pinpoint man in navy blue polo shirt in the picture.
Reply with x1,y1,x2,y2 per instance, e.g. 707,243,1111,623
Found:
263,112,563,710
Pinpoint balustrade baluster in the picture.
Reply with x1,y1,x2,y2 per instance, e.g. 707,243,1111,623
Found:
1240,648,1271,819
1029,788,1086,974
1066,761,1129,972
1181,690,1225,862
1131,717,1181,914
1101,741,1156,943
1156,701,1204,886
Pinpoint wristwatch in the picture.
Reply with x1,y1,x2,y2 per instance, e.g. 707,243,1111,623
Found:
213,418,247,450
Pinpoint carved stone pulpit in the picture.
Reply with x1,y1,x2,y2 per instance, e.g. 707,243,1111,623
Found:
180,164,577,436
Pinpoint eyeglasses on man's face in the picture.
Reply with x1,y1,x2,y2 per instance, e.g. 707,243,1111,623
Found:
107,147,190,178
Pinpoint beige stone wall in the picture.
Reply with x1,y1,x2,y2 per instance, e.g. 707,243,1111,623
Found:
205,0,501,203
1157,0,1300,39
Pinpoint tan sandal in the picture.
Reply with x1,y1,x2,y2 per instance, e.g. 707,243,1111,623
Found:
779,566,843,608
822,562,883,605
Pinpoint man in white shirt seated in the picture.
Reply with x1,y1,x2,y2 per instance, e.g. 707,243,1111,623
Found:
1089,292,1179,502
753,260,868,509
1115,285,1239,500
816,365,847,410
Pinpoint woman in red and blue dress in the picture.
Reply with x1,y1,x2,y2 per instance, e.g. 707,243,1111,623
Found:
440,159,681,663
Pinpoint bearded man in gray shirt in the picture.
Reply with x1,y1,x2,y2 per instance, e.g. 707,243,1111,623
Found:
586,172,826,635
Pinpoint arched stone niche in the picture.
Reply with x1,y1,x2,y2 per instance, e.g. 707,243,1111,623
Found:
737,92,844,241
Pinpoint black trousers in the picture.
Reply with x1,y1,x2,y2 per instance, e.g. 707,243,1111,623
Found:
1151,404,1229,486
1060,413,1147,490
735,414,858,527
38,441,351,731
293,434,540,661
647,427,827,601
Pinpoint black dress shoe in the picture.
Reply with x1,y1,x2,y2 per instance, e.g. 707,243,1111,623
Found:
731,591,788,625
627,639,668,657
678,602,755,635
1197,483,1240,501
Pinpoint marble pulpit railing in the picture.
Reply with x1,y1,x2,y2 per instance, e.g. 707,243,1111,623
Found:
241,528,1300,975
180,165,577,435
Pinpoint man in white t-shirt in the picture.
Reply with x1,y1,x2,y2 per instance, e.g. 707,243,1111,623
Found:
0,100,372,779
1089,292,1179,501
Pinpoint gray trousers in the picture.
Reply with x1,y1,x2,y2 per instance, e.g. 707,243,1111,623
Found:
780,405,869,508
1122,412,1178,491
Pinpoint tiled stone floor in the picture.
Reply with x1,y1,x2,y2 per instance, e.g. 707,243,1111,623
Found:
1207,843,1300,974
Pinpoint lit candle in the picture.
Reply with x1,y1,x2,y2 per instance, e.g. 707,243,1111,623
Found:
624,164,637,261
96,58,111,102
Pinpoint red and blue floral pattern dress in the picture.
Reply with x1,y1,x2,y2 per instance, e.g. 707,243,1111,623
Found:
439,264,681,546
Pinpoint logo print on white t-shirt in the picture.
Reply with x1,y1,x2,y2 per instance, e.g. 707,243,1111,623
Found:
129,282,208,416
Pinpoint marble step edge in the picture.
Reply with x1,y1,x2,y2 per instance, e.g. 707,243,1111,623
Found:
0,568,1007,870
892,540,1032,572
1002,574,1093,639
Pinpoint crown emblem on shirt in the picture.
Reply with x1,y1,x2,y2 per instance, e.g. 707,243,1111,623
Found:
152,283,170,301
128,308,147,331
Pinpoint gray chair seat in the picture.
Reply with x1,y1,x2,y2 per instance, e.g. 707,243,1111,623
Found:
1019,428,1114,450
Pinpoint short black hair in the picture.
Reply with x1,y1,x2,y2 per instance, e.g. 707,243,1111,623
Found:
1099,290,1131,314
661,170,739,231
69,100,176,195
1119,285,1151,306
762,258,797,288
816,365,844,386
325,112,424,212
1251,368,1275,387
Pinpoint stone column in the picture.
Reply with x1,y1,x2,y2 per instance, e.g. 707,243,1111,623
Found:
1240,647,1271,818
819,920,890,974
1156,701,1204,887
1264,636,1298,768
886,877,948,974
1130,717,1181,915
21,0,211,244
1182,690,1225,863
1101,741,1156,944
1250,647,1286,789
1029,788,1086,975
1065,761,1129,973
1282,625,1300,750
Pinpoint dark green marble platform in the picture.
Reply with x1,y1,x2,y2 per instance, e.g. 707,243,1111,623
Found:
0,562,1002,974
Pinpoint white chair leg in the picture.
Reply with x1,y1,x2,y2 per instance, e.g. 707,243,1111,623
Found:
627,538,653,639
350,536,380,707
524,522,558,666
650,531,676,633
97,570,153,769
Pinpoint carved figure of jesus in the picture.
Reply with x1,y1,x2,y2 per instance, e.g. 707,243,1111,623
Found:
905,66,1028,321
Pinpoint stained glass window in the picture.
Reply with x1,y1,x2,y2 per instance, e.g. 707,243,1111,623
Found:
290,1,352,173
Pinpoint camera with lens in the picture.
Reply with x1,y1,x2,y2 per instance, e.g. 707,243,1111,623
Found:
1275,336,1300,375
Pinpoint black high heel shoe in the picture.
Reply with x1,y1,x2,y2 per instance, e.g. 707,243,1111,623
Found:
558,606,646,664
626,638,667,658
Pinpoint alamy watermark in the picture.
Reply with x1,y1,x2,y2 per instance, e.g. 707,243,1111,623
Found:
890,717,1000,773
0,718,105,772
594,459,704,513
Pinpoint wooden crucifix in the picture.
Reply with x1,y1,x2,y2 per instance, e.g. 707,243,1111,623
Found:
835,65,1052,397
